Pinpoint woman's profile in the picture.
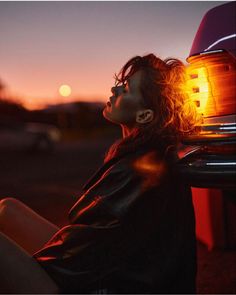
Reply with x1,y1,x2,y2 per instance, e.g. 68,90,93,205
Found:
0,54,197,294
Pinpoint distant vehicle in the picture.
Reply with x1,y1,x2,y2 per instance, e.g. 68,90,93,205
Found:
0,120,61,152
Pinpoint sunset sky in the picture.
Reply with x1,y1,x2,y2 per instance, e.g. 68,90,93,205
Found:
0,1,226,109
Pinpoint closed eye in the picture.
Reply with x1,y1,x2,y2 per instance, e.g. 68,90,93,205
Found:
123,83,129,93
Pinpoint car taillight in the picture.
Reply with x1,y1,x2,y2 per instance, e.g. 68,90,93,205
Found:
186,50,236,118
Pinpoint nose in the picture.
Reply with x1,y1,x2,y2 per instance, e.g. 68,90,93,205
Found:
110,87,117,103
111,87,116,95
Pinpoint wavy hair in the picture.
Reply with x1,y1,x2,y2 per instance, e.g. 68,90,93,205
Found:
104,54,198,163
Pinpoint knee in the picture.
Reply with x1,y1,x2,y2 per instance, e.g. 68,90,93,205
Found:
0,197,21,217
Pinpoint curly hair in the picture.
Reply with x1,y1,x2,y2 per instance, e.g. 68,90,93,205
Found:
104,54,198,163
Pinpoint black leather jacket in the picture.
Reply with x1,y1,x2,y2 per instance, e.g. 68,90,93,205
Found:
33,147,197,294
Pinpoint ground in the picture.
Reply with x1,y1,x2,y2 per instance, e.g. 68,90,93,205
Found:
0,137,235,294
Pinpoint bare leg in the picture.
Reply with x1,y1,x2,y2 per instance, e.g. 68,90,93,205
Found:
0,198,59,255
0,231,59,293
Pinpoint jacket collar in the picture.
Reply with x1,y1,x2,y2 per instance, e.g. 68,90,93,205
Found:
82,154,125,192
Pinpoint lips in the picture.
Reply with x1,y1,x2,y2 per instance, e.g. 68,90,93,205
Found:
106,101,111,107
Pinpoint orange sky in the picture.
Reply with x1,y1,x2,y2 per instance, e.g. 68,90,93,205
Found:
0,1,226,110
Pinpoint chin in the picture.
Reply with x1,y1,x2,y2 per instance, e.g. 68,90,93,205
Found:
103,107,111,121
103,107,118,125
102,107,109,119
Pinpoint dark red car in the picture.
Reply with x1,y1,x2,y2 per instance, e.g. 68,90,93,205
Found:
178,1,236,250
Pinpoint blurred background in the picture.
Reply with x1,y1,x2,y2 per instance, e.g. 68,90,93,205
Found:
0,1,235,294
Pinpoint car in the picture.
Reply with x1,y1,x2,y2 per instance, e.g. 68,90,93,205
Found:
177,1,236,250
0,117,61,152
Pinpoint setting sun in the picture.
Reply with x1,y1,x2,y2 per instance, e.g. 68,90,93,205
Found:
59,84,72,97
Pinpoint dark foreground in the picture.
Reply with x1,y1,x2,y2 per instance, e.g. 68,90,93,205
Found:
0,137,235,294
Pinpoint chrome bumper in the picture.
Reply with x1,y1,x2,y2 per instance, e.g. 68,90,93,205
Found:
177,119,236,189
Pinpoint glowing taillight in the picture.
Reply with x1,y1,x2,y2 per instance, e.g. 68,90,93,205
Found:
186,50,236,117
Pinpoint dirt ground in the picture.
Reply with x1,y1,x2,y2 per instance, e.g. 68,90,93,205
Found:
0,137,235,294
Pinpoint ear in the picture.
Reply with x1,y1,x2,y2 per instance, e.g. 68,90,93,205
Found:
136,109,154,124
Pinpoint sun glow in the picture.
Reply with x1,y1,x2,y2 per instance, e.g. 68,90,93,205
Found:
59,84,72,97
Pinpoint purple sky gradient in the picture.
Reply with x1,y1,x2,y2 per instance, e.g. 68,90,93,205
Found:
0,1,226,109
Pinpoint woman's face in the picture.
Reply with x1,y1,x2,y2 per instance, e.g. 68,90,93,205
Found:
103,71,144,127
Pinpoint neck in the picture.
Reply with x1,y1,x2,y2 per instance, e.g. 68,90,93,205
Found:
121,124,135,138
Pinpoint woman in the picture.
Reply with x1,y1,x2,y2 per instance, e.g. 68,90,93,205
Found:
0,54,197,293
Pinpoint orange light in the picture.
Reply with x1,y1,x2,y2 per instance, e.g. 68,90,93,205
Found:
186,51,236,118
186,66,210,115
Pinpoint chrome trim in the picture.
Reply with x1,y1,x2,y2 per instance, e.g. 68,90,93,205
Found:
187,49,224,61
177,142,236,188
185,159,236,169
200,123,236,134
206,162,236,166
200,49,224,55
182,134,236,145
177,145,201,159
203,115,236,125
178,156,236,189
204,34,236,51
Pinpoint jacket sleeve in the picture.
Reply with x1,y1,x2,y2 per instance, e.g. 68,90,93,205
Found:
33,155,168,293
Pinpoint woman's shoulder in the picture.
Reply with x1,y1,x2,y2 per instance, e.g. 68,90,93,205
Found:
113,147,177,176
94,147,174,197
69,147,178,224
81,145,178,197
100,148,161,179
